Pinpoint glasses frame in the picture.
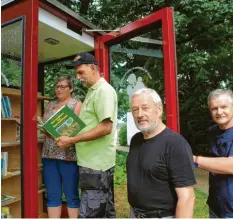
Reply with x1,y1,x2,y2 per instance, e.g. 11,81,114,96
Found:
55,85,70,90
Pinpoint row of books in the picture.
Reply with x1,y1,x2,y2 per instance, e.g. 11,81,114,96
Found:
1,152,8,178
1,207,12,218
1,96,13,118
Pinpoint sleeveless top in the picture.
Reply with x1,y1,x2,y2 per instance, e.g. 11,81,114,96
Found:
42,99,79,161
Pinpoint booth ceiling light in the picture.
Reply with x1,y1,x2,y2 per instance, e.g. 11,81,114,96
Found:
44,38,59,45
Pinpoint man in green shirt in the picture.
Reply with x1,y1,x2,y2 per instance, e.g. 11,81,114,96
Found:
55,52,117,218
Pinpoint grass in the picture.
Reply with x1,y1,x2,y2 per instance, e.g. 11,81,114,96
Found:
194,188,208,218
115,183,130,218
114,183,208,218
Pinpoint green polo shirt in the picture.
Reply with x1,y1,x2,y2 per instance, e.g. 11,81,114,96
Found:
76,78,117,171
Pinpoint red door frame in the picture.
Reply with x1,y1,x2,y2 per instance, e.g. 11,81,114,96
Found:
2,0,39,217
2,1,101,217
95,7,179,132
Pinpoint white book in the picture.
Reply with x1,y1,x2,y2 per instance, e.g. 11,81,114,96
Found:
1,152,8,177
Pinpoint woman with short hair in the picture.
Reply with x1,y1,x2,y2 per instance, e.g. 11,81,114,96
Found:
42,75,81,218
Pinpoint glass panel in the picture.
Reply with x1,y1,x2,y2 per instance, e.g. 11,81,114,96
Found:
1,19,24,218
110,23,165,146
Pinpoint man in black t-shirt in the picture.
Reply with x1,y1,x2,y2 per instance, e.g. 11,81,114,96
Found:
127,88,196,218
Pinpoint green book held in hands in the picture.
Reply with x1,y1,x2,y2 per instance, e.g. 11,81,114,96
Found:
38,105,86,139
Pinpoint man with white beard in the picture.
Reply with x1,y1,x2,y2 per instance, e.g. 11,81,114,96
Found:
127,88,196,218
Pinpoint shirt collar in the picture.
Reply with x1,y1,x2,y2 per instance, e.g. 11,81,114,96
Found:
89,77,105,90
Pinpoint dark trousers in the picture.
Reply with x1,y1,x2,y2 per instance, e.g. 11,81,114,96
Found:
130,207,174,218
78,166,116,218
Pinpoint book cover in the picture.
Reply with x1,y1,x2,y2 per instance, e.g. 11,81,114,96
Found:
1,207,11,218
1,97,7,118
1,152,8,177
40,105,86,138
1,194,15,204
4,96,13,118
1,207,10,215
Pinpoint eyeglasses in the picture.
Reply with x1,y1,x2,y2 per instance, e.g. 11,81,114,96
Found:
55,85,70,90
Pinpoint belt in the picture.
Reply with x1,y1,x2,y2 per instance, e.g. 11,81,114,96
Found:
133,207,174,218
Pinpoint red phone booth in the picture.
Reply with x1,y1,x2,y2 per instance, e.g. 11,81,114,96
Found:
1,0,178,218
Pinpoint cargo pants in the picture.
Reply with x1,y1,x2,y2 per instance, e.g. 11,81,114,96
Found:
78,166,116,218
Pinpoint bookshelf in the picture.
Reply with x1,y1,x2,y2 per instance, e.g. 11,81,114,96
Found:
1,87,50,218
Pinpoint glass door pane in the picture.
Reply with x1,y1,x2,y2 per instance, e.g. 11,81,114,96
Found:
1,18,24,218
109,24,166,145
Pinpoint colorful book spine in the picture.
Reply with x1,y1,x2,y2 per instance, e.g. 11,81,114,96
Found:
4,96,13,118
1,97,7,118
1,152,8,177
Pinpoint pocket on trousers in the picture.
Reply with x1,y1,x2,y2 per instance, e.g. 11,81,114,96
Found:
79,173,102,189
86,190,107,218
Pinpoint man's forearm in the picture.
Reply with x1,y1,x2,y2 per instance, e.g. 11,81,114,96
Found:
71,120,112,144
175,196,195,218
195,156,233,174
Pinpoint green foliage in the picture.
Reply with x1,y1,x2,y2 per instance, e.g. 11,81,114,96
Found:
114,151,127,188
52,0,233,154
1,58,22,87
118,123,128,146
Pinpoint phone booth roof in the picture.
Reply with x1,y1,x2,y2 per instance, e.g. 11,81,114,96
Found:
2,0,103,63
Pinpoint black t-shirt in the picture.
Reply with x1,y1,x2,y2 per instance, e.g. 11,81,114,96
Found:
126,128,196,210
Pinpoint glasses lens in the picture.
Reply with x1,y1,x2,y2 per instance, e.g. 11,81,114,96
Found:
56,85,69,90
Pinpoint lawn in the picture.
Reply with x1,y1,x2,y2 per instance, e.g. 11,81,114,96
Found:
193,188,208,218
114,151,209,218
114,183,208,218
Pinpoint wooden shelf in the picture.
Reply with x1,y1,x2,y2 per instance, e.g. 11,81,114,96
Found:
37,95,52,101
1,140,43,148
39,212,48,218
38,189,46,194
1,87,46,215
1,195,21,207
2,171,21,180
2,165,43,180
38,163,43,169
1,189,45,207
1,118,20,123
2,87,51,100
1,142,20,148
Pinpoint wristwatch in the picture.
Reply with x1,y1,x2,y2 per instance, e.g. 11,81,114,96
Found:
194,156,199,168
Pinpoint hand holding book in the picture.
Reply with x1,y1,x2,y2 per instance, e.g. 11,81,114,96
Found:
55,136,76,149
37,105,86,139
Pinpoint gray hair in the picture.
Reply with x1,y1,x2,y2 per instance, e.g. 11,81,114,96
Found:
131,88,162,105
87,64,99,72
55,75,74,90
208,89,233,105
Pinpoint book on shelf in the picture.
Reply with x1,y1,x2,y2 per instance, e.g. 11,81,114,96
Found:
16,123,20,141
37,105,86,139
4,96,13,118
1,194,16,204
1,97,7,118
1,96,13,118
1,207,12,218
1,152,8,178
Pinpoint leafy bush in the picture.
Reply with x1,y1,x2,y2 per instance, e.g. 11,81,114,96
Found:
114,151,127,188
118,124,128,146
